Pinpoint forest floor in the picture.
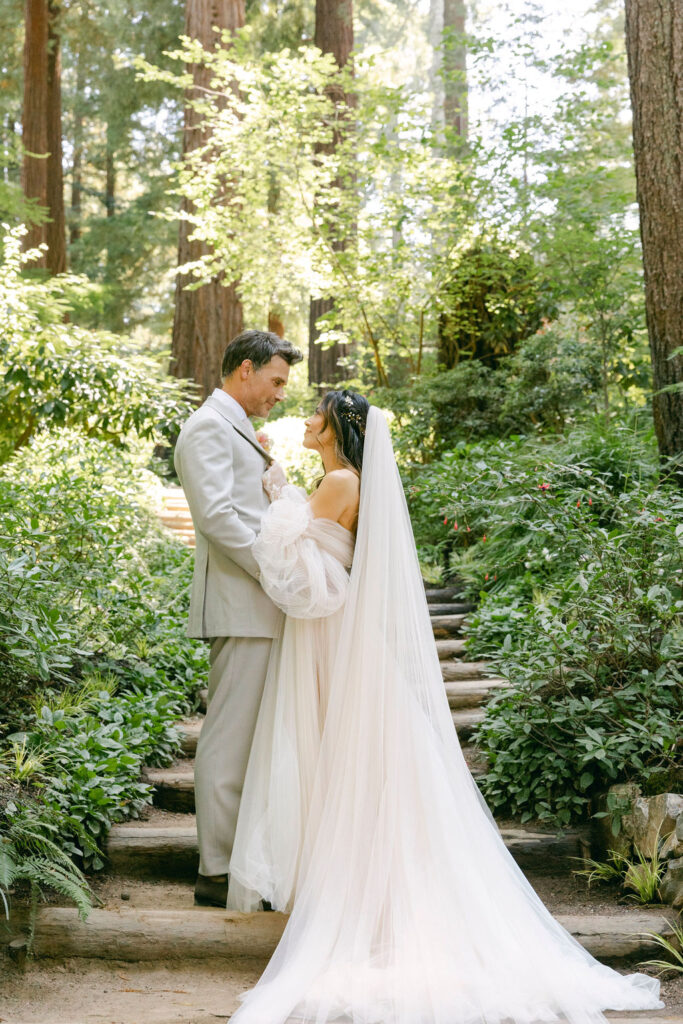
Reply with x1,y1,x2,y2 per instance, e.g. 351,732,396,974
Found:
1,865,681,1024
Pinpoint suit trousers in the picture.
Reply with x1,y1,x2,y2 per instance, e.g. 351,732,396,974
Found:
195,635,276,877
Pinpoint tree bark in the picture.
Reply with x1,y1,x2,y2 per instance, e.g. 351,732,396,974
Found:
21,0,66,272
46,0,66,273
171,0,245,400
624,0,683,478
21,0,49,264
70,55,84,246
308,0,353,390
443,0,467,141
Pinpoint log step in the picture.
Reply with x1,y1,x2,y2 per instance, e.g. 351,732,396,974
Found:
107,816,584,880
430,614,466,638
144,765,196,813
435,638,467,660
450,708,485,742
441,660,492,681
153,710,486,812
445,678,507,709
424,586,463,602
15,904,677,966
428,602,475,616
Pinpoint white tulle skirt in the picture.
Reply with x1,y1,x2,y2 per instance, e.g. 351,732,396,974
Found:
227,417,663,1024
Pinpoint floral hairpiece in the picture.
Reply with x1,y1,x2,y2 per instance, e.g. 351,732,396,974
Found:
340,395,365,435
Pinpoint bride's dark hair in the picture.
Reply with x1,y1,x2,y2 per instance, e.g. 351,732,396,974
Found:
317,389,370,476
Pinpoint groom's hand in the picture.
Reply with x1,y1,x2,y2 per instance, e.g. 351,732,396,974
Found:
262,461,288,501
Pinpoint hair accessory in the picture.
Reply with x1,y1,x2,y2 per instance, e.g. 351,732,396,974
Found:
340,396,366,435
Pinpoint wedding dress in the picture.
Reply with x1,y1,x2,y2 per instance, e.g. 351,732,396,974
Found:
227,407,662,1024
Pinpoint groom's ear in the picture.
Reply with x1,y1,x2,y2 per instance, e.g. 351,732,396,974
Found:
239,359,254,379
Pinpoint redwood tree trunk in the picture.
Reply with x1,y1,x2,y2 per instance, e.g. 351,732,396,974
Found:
625,0,683,479
22,0,49,264
46,0,66,273
443,0,467,140
21,0,65,272
308,0,353,390
171,0,245,400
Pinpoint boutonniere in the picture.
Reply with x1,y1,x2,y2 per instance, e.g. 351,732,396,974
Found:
255,430,272,454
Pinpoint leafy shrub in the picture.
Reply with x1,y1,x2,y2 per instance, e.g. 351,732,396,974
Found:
409,419,683,825
0,428,208,879
0,226,194,463
383,323,605,467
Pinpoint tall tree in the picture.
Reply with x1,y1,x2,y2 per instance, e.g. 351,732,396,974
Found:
21,0,65,271
21,0,48,263
46,0,66,272
624,0,683,478
443,0,467,140
171,0,245,400
308,0,353,389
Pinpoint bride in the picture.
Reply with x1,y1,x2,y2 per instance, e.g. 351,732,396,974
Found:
226,390,663,1024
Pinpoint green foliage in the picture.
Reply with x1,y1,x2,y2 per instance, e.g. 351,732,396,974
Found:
437,242,557,369
574,839,667,906
385,321,605,475
0,226,194,463
0,795,94,950
0,424,208,879
406,420,683,825
640,921,683,977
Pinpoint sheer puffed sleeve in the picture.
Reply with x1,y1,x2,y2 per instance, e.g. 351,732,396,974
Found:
253,485,352,619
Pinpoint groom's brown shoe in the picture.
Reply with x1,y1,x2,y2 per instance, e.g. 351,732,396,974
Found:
194,874,228,907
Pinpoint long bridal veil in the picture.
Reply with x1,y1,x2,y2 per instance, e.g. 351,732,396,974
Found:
231,407,662,1024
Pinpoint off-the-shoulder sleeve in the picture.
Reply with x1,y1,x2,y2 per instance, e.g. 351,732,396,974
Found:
253,486,349,619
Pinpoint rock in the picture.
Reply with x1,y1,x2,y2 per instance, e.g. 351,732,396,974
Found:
590,783,640,859
659,856,683,908
632,792,683,860
660,830,683,860
677,812,683,842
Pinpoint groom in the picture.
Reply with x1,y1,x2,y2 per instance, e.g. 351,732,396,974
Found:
174,329,302,907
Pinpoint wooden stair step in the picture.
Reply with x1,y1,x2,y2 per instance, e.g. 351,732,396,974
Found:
445,678,507,709
430,614,466,638
178,718,202,757
451,707,485,741
424,586,462,602
17,903,676,966
107,816,584,880
144,765,196,813
441,660,492,681
435,638,467,660
428,602,475,616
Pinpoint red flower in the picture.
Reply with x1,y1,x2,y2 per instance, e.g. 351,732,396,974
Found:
576,499,581,507
538,483,550,491
443,516,448,525
485,573,489,581
453,521,458,531
588,497,592,506
466,526,471,532
482,534,487,542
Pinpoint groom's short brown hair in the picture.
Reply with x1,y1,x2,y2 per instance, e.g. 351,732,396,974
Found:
222,329,303,378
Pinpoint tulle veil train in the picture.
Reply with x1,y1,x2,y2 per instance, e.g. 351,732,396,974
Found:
228,407,662,1024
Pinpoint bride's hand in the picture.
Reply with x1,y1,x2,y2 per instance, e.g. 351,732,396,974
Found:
262,461,288,500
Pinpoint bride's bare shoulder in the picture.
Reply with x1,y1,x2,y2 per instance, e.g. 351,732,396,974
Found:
308,469,359,522
318,468,360,493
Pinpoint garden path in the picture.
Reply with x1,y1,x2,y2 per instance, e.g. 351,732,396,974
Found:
3,487,680,1023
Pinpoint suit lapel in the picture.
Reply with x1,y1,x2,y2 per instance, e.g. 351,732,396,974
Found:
205,394,274,466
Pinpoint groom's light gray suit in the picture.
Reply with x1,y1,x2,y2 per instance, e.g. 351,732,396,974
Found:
174,388,284,876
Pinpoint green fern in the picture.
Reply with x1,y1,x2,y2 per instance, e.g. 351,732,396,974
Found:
0,801,94,952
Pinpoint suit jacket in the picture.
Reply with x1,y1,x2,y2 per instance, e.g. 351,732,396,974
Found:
174,389,285,640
